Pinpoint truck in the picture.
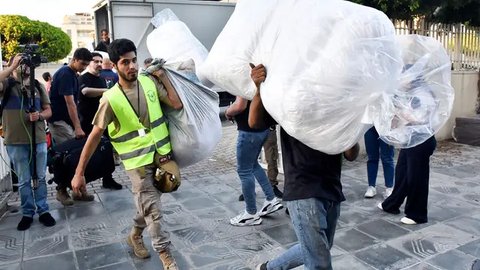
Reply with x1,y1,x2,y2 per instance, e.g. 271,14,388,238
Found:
92,0,237,107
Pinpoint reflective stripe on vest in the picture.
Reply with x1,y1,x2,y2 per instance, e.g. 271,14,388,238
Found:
104,75,171,170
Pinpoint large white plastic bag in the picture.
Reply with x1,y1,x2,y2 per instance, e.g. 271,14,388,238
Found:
198,0,282,99
373,35,455,148
201,0,401,154
147,9,208,73
162,65,222,168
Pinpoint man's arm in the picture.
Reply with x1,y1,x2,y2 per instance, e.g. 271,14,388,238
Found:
64,95,85,138
81,87,108,97
152,69,183,110
248,64,274,129
71,126,104,194
0,54,21,90
225,96,247,120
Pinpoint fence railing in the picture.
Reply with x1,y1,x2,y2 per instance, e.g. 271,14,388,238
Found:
393,19,480,71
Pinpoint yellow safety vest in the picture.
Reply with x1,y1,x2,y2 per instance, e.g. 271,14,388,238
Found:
103,75,171,170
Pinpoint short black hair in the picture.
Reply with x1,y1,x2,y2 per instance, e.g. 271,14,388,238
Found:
42,72,51,81
101,29,109,34
108,39,137,65
91,52,103,59
73,48,93,62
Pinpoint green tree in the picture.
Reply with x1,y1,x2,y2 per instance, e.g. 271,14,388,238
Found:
0,15,71,62
349,0,423,20
350,0,480,26
429,0,480,26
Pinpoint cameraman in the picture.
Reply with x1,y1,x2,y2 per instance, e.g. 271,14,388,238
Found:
0,54,55,231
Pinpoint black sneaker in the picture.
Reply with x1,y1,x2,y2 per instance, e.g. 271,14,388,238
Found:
17,216,33,231
102,175,123,190
39,213,56,227
256,262,268,270
285,208,289,216
272,185,283,198
238,194,244,201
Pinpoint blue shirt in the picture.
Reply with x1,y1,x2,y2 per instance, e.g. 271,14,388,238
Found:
49,65,78,126
99,69,119,89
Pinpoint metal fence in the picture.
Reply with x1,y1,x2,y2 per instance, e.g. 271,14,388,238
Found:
393,19,480,71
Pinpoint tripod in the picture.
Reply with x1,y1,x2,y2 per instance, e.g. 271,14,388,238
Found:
26,65,38,190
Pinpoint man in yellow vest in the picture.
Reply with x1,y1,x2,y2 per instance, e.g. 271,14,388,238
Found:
71,39,182,270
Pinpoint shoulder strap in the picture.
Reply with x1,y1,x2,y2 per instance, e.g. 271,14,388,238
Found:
0,77,17,118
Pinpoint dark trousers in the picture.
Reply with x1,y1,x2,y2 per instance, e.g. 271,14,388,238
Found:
382,136,436,223
263,127,279,186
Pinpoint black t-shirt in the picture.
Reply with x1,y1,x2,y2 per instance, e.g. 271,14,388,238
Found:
49,66,79,126
78,72,107,134
280,128,345,202
235,101,268,132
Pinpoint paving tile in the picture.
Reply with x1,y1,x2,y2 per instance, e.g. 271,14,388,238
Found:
24,234,70,259
227,231,281,259
262,223,297,246
181,196,220,211
457,239,480,258
333,254,375,270
354,244,419,270
387,224,475,259
335,228,378,252
76,242,128,269
356,219,410,241
0,263,20,270
427,249,477,270
22,252,76,270
402,262,442,270
0,228,24,266
95,261,136,270
444,216,480,235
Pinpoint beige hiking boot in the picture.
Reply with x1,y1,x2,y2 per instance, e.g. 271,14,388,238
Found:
56,188,74,206
126,227,150,259
159,248,178,270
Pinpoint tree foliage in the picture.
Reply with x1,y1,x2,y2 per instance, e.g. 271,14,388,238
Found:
0,15,71,62
349,0,480,26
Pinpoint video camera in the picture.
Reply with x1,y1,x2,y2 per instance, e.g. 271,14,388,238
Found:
19,44,47,68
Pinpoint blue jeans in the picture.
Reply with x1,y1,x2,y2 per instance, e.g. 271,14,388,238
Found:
364,127,394,188
267,198,340,270
6,143,49,217
236,130,275,214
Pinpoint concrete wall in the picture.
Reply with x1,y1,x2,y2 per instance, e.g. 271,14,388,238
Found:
436,71,479,140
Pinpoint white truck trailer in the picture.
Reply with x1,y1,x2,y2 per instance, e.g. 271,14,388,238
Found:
92,0,237,106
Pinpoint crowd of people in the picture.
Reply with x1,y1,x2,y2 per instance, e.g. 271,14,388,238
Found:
0,31,439,270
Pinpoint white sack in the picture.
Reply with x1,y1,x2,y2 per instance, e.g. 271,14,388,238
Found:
200,0,401,154
147,9,208,73
159,61,221,168
372,35,455,148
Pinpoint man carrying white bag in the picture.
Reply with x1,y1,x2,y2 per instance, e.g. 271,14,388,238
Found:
146,9,222,168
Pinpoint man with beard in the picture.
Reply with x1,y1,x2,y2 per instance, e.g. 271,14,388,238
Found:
71,39,183,270
78,52,122,190
0,54,55,230
49,47,92,205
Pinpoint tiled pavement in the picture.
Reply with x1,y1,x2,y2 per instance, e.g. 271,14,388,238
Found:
0,123,479,270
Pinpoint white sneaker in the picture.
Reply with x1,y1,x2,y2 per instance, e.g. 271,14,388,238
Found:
230,211,262,226
377,202,384,211
364,186,377,198
259,197,283,217
384,187,393,198
400,217,417,225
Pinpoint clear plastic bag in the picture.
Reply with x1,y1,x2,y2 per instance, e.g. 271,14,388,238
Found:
147,9,208,76
372,35,455,148
162,65,222,168
200,0,400,154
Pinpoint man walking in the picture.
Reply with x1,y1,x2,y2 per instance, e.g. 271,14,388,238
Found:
71,39,183,270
